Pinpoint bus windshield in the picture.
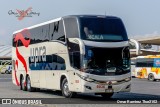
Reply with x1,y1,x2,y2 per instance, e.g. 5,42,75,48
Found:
83,46,130,75
79,17,128,42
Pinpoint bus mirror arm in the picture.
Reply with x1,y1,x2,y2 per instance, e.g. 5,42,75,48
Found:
129,39,140,55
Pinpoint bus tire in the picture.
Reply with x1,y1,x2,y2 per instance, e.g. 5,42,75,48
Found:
35,88,40,92
20,76,27,91
26,76,35,92
5,70,9,74
61,78,76,98
148,73,155,81
100,93,114,99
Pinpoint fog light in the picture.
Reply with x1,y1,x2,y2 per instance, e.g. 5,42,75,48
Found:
125,84,131,89
85,85,92,90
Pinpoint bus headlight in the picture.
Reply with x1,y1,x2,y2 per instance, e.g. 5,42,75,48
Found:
124,67,130,71
125,77,131,82
85,78,95,82
77,73,95,82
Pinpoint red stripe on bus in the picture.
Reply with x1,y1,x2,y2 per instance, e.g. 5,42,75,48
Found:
14,29,31,86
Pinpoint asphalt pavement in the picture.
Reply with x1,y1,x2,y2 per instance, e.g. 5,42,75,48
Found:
0,74,160,107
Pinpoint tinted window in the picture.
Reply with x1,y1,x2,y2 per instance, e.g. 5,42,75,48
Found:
64,18,79,38
0,60,11,65
12,34,16,47
29,54,66,70
79,17,128,42
51,20,65,42
67,39,80,69
136,58,154,67
29,26,50,45
13,20,65,47
57,55,66,70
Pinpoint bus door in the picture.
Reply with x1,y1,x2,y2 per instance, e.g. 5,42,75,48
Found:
67,39,82,91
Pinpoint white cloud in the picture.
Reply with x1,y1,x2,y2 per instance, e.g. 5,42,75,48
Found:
0,29,9,45
130,31,160,39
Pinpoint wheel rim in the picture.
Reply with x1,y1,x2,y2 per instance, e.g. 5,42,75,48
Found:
63,81,71,96
21,77,25,89
27,77,31,90
149,74,154,80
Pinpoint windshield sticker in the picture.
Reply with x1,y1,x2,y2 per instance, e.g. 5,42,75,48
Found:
88,35,103,40
154,58,160,67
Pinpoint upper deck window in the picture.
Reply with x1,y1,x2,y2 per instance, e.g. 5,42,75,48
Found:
64,18,79,38
79,17,128,42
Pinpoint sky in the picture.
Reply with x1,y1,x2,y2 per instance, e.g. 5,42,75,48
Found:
0,0,160,45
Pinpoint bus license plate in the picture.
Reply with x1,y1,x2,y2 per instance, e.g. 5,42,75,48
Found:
105,89,113,93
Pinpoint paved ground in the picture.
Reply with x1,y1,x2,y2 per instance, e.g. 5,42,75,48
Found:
0,74,160,107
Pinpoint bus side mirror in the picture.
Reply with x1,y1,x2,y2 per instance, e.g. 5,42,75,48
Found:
129,39,140,56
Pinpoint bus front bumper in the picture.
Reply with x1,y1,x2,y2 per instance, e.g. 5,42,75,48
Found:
81,80,131,93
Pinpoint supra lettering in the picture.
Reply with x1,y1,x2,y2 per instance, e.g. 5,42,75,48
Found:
30,46,46,67
88,35,103,40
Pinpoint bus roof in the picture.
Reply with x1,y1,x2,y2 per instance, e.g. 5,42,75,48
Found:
13,17,62,34
63,15,120,19
13,15,120,34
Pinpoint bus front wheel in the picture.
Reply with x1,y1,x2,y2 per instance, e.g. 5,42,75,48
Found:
148,73,155,81
61,78,76,98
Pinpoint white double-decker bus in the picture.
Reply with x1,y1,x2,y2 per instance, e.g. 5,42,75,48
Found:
135,55,160,81
12,15,131,98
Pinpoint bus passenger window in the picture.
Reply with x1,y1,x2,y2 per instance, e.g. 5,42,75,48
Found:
51,20,65,42
71,52,80,69
57,35,65,42
57,55,66,70
67,39,81,69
